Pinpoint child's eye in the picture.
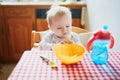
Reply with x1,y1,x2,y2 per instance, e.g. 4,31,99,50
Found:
57,27,62,29
66,26,70,28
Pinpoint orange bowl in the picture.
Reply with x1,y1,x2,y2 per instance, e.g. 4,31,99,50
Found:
53,44,85,64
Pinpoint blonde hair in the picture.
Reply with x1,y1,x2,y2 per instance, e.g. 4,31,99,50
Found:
46,5,72,28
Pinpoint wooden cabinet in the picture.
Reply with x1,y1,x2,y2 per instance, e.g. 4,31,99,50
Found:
6,18,33,62
35,4,86,31
0,6,9,62
3,6,34,62
0,6,3,59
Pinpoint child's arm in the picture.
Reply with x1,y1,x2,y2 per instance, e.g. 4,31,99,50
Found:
39,39,54,50
39,41,55,50
38,33,54,50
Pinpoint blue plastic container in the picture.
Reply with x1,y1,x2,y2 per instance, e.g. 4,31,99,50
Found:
91,39,110,64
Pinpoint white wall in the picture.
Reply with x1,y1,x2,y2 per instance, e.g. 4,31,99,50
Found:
86,0,120,50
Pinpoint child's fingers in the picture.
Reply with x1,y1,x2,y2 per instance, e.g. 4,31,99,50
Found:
60,41,66,44
60,40,73,44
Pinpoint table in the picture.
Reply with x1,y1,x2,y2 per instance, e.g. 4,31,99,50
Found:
8,50,120,80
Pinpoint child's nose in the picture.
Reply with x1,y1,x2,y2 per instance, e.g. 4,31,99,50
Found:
63,27,67,33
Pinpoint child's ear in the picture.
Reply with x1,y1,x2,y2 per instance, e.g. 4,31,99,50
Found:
48,25,52,30
49,25,54,31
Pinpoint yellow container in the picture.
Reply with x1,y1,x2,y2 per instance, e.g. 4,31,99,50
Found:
53,44,85,64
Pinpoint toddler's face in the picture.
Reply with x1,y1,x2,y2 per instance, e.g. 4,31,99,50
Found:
51,14,72,38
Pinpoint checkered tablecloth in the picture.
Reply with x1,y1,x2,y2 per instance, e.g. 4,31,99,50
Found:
8,50,120,80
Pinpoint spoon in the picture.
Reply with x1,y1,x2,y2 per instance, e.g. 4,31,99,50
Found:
40,55,57,68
